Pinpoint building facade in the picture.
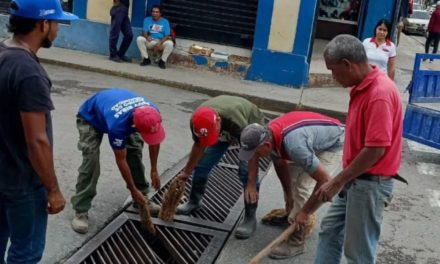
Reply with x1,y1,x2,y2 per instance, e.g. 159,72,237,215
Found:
0,0,402,87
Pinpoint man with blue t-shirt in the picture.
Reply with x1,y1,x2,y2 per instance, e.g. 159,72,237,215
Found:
71,88,166,234
136,5,174,69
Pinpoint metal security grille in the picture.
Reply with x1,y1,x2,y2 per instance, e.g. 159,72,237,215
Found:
161,0,259,48
0,0,9,14
66,145,272,264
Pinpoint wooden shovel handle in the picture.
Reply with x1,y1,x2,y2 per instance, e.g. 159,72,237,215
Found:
248,223,298,264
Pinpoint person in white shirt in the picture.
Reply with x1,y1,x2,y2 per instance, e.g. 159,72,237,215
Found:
362,19,396,80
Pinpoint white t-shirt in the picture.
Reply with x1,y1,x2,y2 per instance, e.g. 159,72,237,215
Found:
362,37,396,74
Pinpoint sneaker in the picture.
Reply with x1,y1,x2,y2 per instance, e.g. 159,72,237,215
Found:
118,55,132,62
109,56,122,63
72,212,89,234
140,58,151,66
158,59,166,69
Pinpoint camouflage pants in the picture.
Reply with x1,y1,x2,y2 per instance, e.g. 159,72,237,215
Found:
71,116,149,213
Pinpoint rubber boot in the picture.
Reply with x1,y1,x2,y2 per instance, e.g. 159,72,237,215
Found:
176,182,206,215
235,202,257,239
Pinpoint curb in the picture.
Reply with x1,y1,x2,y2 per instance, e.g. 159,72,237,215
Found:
41,57,347,121
308,73,338,87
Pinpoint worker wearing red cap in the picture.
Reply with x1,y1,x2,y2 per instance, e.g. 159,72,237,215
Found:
71,88,165,234
176,95,264,239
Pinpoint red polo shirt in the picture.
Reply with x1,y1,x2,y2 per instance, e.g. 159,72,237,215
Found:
343,66,403,175
269,111,342,160
428,9,440,33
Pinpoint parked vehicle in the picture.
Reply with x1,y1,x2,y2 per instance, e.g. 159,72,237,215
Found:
403,10,430,35
427,4,436,15
413,3,424,11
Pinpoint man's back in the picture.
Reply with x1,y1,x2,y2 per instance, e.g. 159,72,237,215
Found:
78,88,159,148
429,9,440,33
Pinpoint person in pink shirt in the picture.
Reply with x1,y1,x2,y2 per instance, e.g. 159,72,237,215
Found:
314,34,404,264
425,1,440,60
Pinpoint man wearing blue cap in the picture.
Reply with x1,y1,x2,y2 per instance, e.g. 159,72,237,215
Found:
0,0,77,262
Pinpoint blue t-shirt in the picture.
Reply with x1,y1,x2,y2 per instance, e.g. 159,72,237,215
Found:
142,17,170,40
78,89,159,149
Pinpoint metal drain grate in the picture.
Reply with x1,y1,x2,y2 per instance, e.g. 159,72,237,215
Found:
219,146,272,172
137,145,273,231
66,145,272,264
65,214,227,264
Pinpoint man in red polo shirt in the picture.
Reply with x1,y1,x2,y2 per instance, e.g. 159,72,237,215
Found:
314,34,403,264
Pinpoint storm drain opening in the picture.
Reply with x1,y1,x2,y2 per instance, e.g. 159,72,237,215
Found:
65,213,227,264
65,145,272,264
126,145,272,231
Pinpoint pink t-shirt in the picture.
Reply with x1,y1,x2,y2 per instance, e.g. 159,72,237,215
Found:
343,67,403,176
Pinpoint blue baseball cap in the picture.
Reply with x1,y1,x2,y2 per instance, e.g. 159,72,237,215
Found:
10,0,78,21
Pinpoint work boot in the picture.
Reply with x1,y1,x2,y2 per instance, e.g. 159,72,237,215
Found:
269,227,306,259
109,56,122,63
72,212,89,234
140,58,151,66
118,55,132,62
158,59,166,69
235,202,257,239
176,182,206,215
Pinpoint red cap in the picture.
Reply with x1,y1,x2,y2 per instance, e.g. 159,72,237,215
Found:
133,106,165,145
192,106,219,147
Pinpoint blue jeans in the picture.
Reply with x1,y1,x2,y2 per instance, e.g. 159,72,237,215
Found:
314,178,394,264
109,5,133,58
0,186,48,264
193,142,258,189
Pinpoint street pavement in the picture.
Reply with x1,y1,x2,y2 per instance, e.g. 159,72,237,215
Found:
3,32,440,263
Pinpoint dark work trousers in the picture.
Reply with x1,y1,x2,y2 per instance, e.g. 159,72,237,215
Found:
425,32,440,55
109,5,133,58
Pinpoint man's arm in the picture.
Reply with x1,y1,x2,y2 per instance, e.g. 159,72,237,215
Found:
244,155,260,204
21,112,65,214
113,148,146,205
157,20,172,46
316,147,385,202
148,144,160,190
293,164,332,227
142,19,151,39
272,158,293,213
177,142,205,180
388,57,396,80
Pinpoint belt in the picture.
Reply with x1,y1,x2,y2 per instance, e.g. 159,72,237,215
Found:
357,173,392,182
338,173,408,198
358,173,408,184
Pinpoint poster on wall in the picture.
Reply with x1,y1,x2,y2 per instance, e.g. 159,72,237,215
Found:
318,0,361,23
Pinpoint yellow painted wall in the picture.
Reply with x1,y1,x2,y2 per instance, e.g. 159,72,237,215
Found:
268,0,300,53
87,0,132,24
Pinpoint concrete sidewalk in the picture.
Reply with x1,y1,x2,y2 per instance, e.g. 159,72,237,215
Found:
35,33,420,119
37,46,348,119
